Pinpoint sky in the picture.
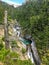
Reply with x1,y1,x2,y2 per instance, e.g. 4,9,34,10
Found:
1,0,25,7
11,0,25,4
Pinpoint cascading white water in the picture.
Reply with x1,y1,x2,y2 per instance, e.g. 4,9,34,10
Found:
31,40,41,65
19,37,34,63
19,37,41,64
13,28,34,63
13,21,41,65
27,45,34,63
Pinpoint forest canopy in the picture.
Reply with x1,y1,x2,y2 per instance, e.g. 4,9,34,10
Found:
0,0,49,65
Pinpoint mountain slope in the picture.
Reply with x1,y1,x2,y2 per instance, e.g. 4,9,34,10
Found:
0,1,17,24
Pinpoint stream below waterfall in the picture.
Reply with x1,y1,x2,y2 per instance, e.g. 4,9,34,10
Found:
13,26,41,65
19,37,34,63
13,27,34,63
19,38,41,65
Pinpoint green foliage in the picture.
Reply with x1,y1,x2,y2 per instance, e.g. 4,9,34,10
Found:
12,40,17,44
2,37,5,41
0,43,3,50
0,1,17,24
16,0,49,64
11,40,19,48
9,52,19,58
0,0,49,64
15,60,33,65
0,40,4,50
0,48,10,61
0,47,33,65
4,59,33,65
21,48,26,54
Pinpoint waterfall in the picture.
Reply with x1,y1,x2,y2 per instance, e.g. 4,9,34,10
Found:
27,44,34,63
30,40,41,65
13,26,41,65
19,37,34,63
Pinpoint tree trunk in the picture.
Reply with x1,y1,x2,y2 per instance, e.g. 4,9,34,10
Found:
4,11,9,49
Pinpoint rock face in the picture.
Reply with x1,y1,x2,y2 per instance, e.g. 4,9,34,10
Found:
0,62,4,65
11,40,28,60
0,28,4,37
0,25,4,38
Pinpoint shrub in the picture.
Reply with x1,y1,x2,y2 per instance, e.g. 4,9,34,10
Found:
0,40,4,50
2,37,5,41
9,52,19,58
0,48,10,61
21,48,26,54
11,40,19,48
